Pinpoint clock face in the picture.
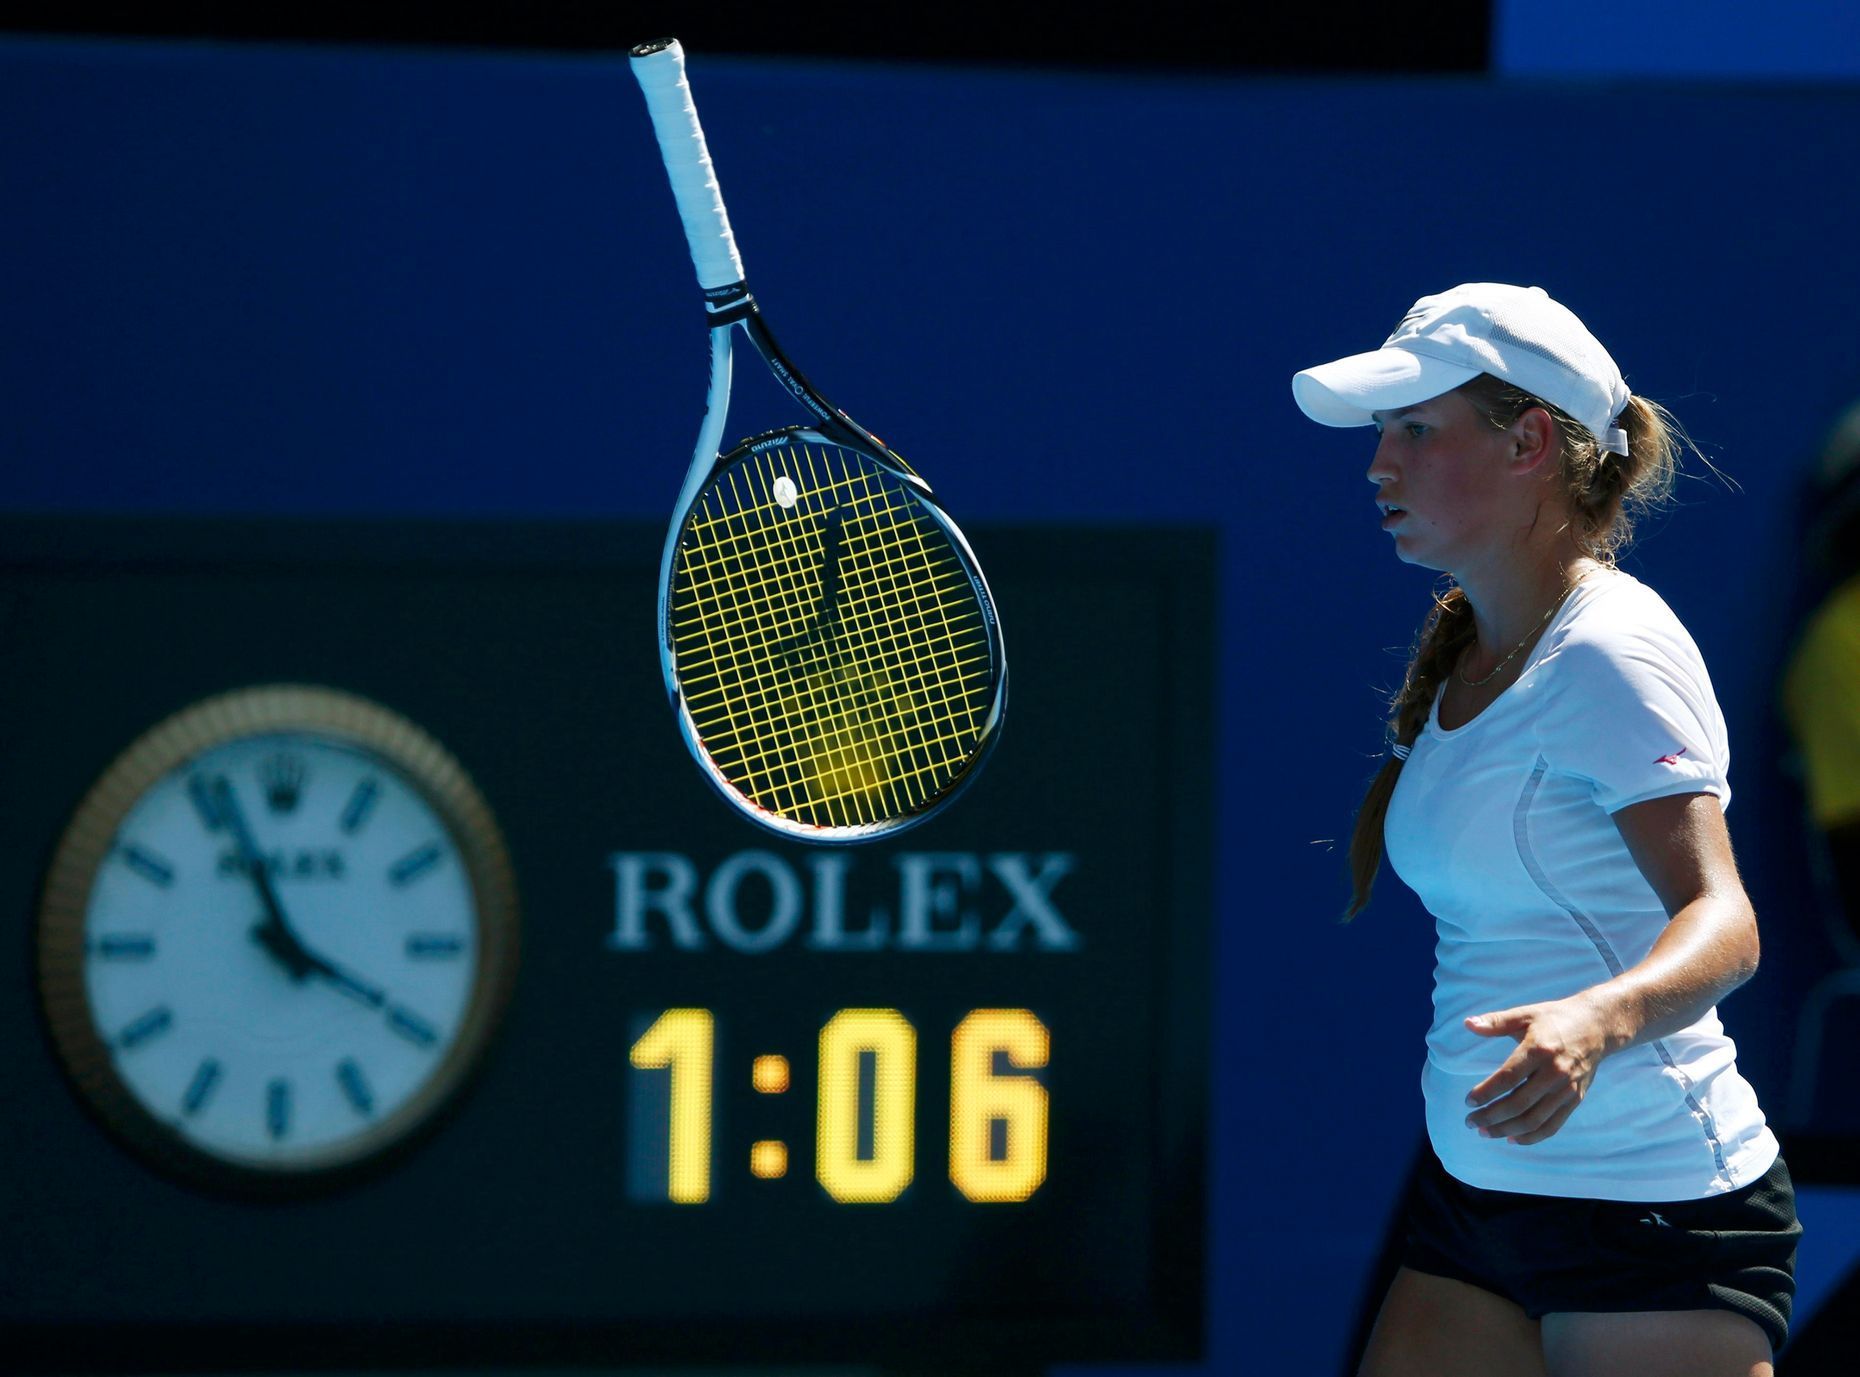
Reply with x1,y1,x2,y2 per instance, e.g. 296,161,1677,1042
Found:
37,686,519,1190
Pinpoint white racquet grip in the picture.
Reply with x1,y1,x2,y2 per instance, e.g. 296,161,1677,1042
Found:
630,39,746,294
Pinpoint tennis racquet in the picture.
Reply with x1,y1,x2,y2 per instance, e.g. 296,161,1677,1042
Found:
629,38,1006,843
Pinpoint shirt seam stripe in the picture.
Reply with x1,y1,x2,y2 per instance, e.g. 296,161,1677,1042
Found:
1512,755,1735,1188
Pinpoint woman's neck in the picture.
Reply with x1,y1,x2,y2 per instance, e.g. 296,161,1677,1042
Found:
1455,548,1600,679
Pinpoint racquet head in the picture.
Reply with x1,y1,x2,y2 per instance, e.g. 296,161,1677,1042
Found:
663,426,1006,841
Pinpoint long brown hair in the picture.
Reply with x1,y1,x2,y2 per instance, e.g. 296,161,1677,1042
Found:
1342,376,1683,918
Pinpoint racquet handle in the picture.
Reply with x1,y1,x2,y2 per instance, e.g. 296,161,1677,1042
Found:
630,38,747,296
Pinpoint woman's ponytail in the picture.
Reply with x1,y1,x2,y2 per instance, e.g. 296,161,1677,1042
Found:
1344,585,1476,919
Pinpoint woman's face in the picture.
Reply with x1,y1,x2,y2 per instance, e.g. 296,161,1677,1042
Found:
1366,387,1526,576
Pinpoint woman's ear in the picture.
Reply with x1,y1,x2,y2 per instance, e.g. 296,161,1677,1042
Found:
1508,405,1560,474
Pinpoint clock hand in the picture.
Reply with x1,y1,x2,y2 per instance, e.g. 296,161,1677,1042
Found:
777,505,847,661
214,776,385,1008
212,779,400,1020
247,905,384,1006
318,961,387,1010
212,776,322,984
250,911,319,983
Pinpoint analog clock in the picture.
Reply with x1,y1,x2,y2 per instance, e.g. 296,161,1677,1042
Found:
36,685,520,1192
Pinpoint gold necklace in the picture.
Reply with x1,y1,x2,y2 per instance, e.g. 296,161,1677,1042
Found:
1457,578,1580,688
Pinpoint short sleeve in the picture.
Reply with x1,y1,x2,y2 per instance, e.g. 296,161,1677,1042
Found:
1535,626,1730,814
1781,583,1860,829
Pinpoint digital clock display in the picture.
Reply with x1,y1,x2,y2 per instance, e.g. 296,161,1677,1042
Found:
627,1006,1049,1206
0,518,1212,1372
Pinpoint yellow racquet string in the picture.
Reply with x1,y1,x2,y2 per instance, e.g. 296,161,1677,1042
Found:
671,443,994,828
677,454,988,826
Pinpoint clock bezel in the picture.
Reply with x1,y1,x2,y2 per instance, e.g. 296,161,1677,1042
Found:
35,683,521,1195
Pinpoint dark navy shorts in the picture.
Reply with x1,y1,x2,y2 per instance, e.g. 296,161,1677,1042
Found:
1400,1149,1801,1354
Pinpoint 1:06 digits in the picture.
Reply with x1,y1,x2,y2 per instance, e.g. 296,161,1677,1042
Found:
629,1008,1049,1205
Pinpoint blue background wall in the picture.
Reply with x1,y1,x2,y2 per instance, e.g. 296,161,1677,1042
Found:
1497,0,1860,79
4,34,1859,1373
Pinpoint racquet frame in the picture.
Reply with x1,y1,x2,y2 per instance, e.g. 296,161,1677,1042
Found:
633,39,1006,841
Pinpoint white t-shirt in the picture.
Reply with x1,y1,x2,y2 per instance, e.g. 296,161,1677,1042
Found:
1384,568,1779,1201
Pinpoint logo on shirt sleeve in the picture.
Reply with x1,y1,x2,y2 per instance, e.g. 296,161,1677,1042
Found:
1654,747,1689,766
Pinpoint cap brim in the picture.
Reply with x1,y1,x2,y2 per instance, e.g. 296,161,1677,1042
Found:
1292,347,1482,428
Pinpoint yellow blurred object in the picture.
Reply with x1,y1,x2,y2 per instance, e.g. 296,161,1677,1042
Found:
1783,573,1860,829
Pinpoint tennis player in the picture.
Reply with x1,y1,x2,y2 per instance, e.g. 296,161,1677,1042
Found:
1294,283,1800,1377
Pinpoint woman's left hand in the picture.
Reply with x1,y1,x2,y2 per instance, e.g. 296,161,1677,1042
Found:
1462,995,1613,1145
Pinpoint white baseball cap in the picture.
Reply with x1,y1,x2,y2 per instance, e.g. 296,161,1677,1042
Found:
1292,283,1632,456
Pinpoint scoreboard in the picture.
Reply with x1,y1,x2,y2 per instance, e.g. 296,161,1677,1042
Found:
0,516,1213,1372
